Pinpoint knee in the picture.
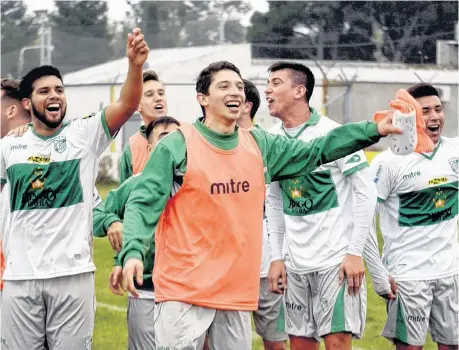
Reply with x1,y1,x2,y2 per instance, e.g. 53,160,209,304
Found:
290,336,319,350
263,340,287,350
324,332,352,350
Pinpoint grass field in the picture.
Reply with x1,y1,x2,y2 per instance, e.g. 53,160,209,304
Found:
93,174,436,350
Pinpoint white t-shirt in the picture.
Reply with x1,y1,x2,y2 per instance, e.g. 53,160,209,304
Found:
371,137,459,281
0,110,113,280
268,115,369,273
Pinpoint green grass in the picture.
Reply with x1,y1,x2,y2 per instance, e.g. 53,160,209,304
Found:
93,180,436,350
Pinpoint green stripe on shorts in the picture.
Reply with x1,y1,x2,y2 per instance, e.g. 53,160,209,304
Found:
276,302,286,332
395,297,408,343
330,284,346,333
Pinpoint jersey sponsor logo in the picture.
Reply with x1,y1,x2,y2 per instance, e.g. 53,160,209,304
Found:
10,144,27,151
407,315,426,322
285,301,302,311
53,136,66,153
402,171,421,181
374,164,383,184
22,170,57,208
27,155,51,164
345,153,361,164
428,177,448,186
448,156,458,173
210,179,250,195
83,112,96,119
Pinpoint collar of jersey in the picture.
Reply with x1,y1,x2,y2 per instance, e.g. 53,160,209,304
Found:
281,107,320,139
139,125,147,138
421,137,443,160
30,121,70,140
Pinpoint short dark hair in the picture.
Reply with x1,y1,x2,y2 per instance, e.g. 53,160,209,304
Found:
268,61,315,103
407,83,439,99
143,70,160,84
19,65,63,99
196,61,241,95
243,79,260,119
145,116,180,141
1,78,21,101
196,61,242,116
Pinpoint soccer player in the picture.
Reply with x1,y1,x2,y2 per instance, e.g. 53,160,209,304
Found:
119,70,168,182
265,61,376,350
120,60,400,350
93,116,179,350
238,79,288,350
371,83,458,350
1,79,31,138
0,28,149,349
0,78,32,350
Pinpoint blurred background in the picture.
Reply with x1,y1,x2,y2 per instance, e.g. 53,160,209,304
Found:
2,1,457,155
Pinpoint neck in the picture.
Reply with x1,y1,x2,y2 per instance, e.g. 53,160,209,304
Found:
279,104,311,128
203,113,236,135
142,115,156,126
237,114,253,129
32,116,61,137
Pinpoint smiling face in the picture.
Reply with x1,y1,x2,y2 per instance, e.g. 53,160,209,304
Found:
416,95,444,144
197,69,245,122
138,79,168,120
23,75,67,129
264,69,306,119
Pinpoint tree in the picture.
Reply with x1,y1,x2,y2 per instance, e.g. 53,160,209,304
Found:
343,1,458,63
1,1,39,77
247,1,349,61
50,1,113,73
126,0,250,49
247,1,458,64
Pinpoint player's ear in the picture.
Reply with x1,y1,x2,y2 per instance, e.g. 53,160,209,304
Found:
197,93,208,108
294,85,306,100
6,105,18,119
22,98,32,112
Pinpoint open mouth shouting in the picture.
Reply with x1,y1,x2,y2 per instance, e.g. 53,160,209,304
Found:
45,102,62,118
225,100,241,113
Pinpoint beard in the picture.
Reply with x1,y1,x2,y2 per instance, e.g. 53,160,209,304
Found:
32,102,66,129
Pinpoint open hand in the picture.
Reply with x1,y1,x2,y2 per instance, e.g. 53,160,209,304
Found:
126,28,149,67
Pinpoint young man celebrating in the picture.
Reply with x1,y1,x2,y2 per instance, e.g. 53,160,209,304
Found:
371,83,458,350
0,28,149,349
119,70,168,182
238,79,288,350
265,62,376,350
93,116,180,350
120,60,401,350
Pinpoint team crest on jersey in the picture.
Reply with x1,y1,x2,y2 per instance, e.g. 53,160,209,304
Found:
448,156,458,173
53,137,66,153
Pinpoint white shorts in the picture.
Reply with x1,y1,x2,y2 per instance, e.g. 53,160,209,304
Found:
285,264,367,339
382,275,459,346
154,301,252,350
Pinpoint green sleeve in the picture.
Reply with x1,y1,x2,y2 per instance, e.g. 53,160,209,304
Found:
250,121,381,182
92,202,118,237
119,144,133,183
113,253,121,267
92,177,137,236
119,138,181,266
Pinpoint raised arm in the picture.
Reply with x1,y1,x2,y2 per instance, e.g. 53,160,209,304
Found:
104,28,150,136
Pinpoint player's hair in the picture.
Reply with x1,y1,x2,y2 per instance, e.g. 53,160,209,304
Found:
268,61,315,103
407,83,439,99
243,79,260,120
1,78,21,101
19,65,63,99
143,70,160,84
196,61,242,95
195,61,242,116
145,116,180,141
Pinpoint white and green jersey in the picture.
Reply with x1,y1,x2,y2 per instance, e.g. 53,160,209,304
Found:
371,137,458,281
0,109,113,280
268,111,369,273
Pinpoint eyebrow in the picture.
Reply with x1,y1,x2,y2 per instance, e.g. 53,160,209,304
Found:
268,77,283,83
